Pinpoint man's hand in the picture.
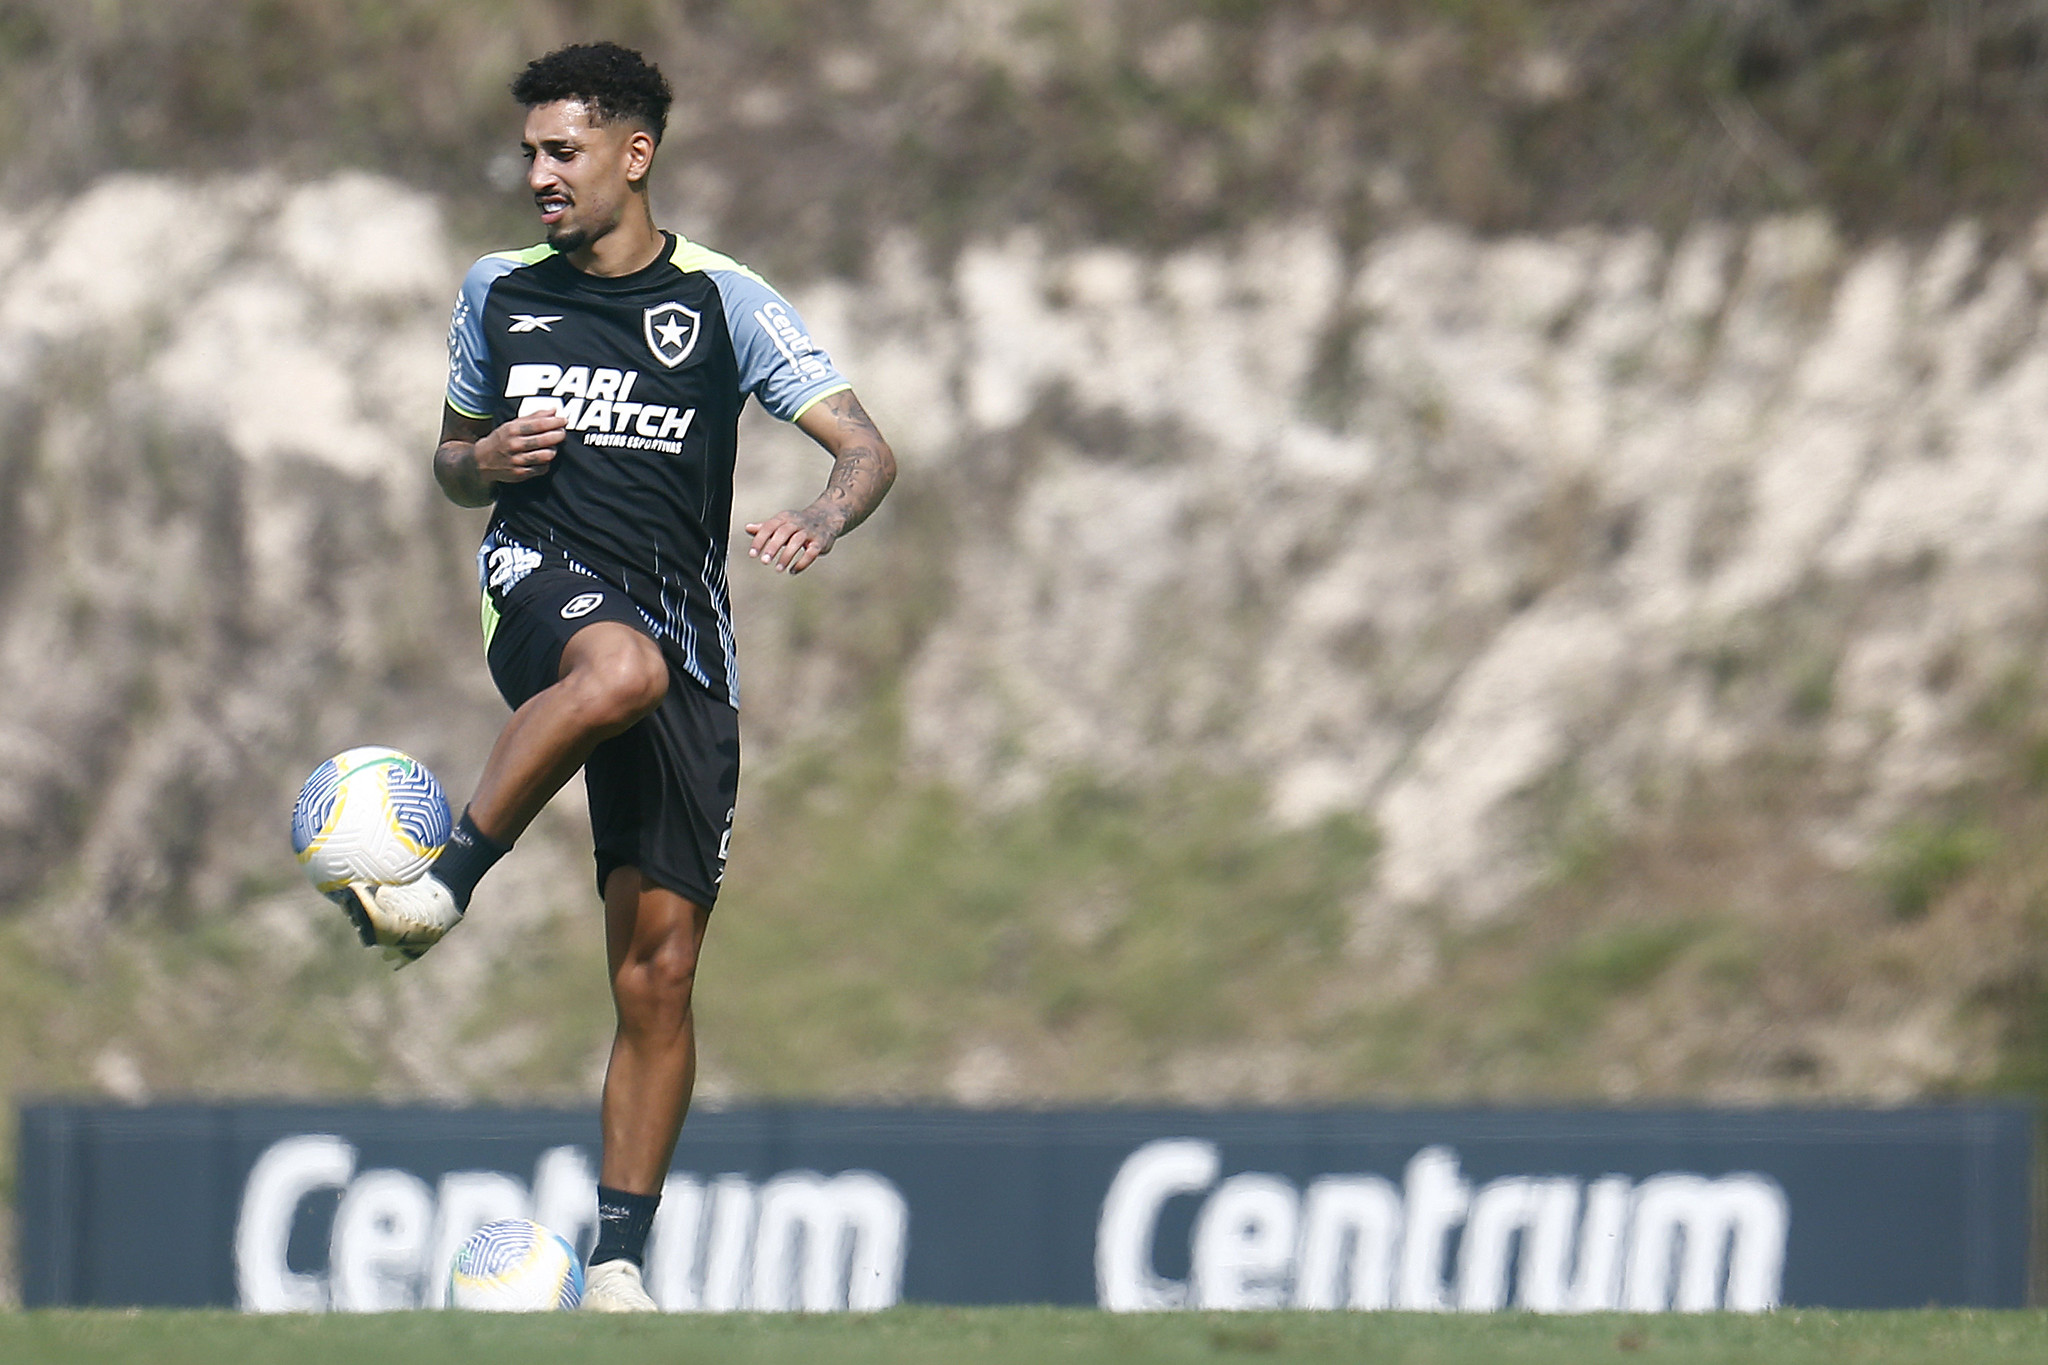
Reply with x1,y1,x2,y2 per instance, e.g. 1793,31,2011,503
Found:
434,404,567,507
745,390,896,575
745,505,841,573
474,409,568,482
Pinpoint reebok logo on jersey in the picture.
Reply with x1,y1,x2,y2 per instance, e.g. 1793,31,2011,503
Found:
508,314,562,333
644,301,701,368
561,592,605,620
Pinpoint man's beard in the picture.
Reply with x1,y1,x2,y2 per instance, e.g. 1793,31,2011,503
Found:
546,222,592,254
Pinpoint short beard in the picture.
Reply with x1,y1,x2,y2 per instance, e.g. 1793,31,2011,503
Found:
545,223,591,255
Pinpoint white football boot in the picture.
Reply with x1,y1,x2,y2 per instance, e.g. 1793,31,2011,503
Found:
335,876,463,967
582,1259,659,1312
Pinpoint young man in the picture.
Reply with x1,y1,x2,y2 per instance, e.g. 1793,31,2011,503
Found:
339,42,896,1311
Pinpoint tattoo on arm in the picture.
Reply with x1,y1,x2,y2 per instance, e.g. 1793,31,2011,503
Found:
434,406,497,507
822,389,883,440
809,391,897,536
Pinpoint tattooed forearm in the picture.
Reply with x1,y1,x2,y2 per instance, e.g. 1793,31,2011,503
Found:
748,389,898,573
821,444,895,532
798,390,897,536
434,406,499,507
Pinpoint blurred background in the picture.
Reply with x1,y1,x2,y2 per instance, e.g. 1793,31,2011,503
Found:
6,0,2048,1299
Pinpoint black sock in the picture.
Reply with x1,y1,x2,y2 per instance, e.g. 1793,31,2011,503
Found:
431,809,510,912
590,1185,661,1268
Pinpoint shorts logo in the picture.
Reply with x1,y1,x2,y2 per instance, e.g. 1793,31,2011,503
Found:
561,592,605,620
715,807,735,883
483,543,541,593
644,301,701,368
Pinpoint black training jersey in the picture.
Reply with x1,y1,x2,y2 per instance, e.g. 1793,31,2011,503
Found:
445,233,850,708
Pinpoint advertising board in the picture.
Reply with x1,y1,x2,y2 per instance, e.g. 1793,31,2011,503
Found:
17,1104,2029,1310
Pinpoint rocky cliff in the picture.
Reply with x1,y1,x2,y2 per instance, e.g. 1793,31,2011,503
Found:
5,171,2048,1127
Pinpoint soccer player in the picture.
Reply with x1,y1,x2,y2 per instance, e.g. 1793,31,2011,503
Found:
339,42,896,1311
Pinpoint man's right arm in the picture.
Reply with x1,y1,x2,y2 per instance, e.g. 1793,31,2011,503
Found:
433,404,568,507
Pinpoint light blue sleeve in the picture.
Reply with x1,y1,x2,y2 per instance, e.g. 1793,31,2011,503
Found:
707,269,852,423
446,254,530,419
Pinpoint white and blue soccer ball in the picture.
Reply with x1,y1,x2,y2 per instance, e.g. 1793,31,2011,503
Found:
447,1218,585,1311
290,746,452,895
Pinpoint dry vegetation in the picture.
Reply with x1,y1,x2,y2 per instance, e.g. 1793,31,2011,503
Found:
9,0,2048,267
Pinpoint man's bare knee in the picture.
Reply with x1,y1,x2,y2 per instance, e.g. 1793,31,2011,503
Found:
615,933,698,1032
564,628,667,732
590,645,667,724
629,918,699,985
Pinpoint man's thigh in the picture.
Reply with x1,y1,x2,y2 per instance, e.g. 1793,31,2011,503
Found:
486,569,652,710
584,677,740,908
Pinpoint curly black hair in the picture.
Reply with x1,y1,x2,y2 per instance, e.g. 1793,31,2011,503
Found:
512,42,673,143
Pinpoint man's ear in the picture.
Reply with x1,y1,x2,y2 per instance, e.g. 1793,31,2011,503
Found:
626,128,657,186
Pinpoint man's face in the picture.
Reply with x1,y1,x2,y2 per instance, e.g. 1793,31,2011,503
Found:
521,100,651,255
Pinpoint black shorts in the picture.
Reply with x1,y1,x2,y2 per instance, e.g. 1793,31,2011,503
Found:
485,568,739,908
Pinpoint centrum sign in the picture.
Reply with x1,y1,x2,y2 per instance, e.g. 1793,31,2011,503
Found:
1096,1140,1788,1312
17,1104,2028,1310
233,1135,906,1312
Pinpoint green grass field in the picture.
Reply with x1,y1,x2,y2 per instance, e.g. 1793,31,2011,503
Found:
6,1308,2048,1365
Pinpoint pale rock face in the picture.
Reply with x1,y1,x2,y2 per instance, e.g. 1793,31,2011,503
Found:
0,175,510,1094
832,213,2048,927
5,172,2045,1096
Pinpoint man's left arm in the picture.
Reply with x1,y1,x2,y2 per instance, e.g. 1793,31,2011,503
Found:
745,389,897,574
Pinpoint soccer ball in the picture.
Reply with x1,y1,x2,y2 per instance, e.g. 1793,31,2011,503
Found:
447,1219,585,1311
290,746,452,896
